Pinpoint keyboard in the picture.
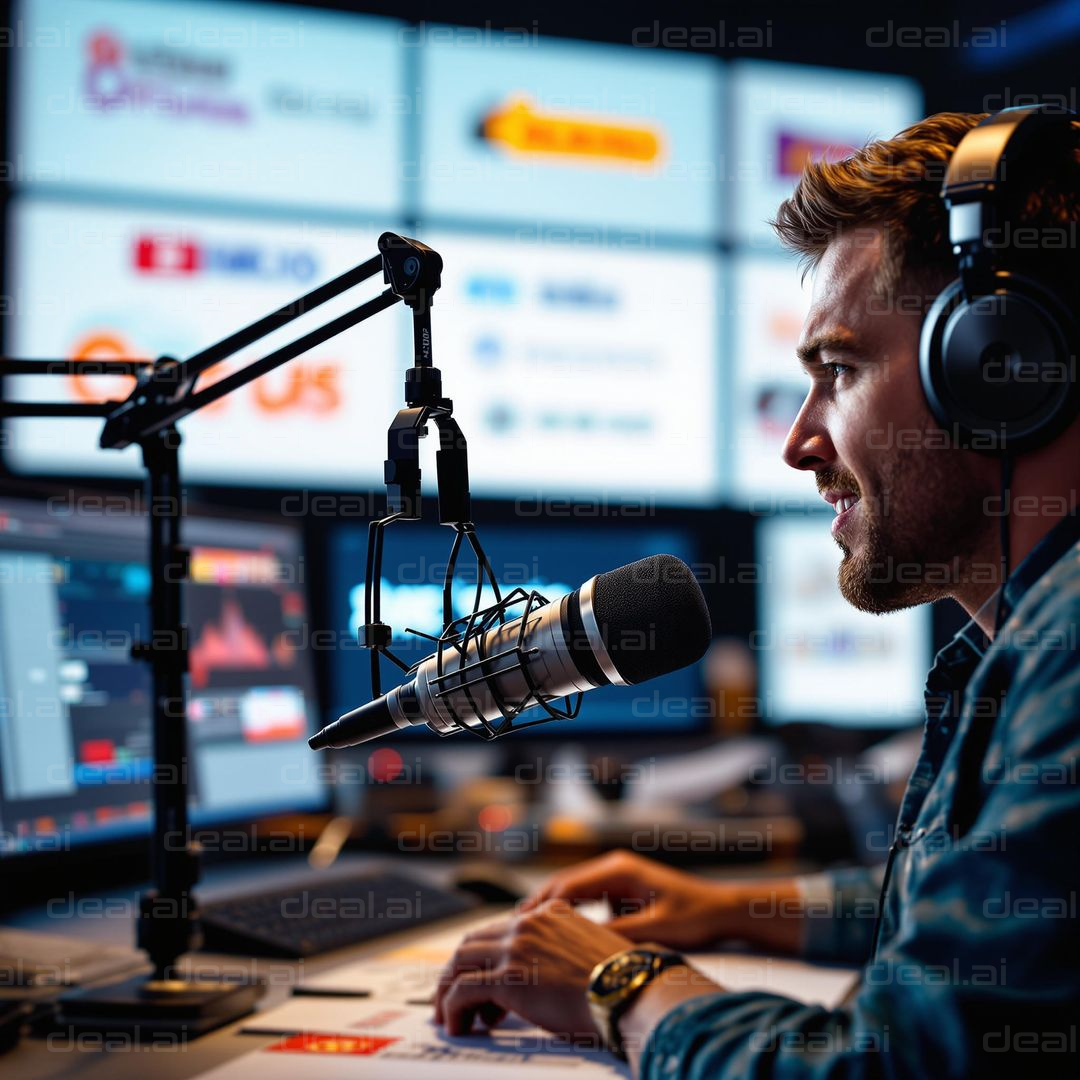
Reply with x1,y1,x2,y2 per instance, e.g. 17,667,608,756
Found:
199,869,481,959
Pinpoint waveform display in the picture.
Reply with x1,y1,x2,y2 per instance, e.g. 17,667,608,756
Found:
188,594,272,689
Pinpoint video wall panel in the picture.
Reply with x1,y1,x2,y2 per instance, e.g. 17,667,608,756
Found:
418,229,722,502
730,60,922,247
729,253,816,506
14,0,405,214
419,33,722,235
5,200,400,486
757,514,932,726
5,1,923,506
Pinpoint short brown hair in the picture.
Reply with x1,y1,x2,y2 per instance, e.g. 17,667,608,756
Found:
771,111,1080,304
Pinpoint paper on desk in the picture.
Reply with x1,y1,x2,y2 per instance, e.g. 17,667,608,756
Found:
206,939,857,1080
296,899,857,1011
296,904,611,1002
267,952,852,1061
685,952,858,1008
300,952,856,1010
205,999,629,1080
296,920,486,1002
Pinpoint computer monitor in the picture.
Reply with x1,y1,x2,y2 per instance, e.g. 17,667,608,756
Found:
415,229,723,505
729,252,816,508
5,1,725,505
729,60,922,247
3,199,402,489
4,196,724,504
14,0,405,215
328,522,708,738
0,496,326,857
756,513,931,727
418,30,721,236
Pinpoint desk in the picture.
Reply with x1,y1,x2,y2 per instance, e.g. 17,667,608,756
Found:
4,855,856,1078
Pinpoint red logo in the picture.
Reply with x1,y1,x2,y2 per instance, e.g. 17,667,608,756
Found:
266,1033,399,1056
88,31,123,66
135,235,199,275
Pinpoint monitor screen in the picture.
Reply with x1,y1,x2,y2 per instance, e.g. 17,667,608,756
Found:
729,252,816,508
756,513,931,727
3,199,402,488
419,31,722,236
729,60,922,247
0,497,325,856
329,522,708,737
14,0,404,215
3,197,722,502
5,1,926,507
4,1,725,504
415,229,723,503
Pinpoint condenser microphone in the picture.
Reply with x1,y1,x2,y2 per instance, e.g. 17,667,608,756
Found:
309,554,711,749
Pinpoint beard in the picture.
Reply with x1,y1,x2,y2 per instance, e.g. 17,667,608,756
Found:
821,448,992,615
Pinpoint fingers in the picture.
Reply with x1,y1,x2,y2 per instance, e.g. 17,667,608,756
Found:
521,852,642,911
436,905,566,1028
434,938,504,1024
456,917,512,942
606,912,663,941
440,970,511,1036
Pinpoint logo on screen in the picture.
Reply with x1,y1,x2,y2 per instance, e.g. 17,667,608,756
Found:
64,331,343,418
133,234,318,282
478,97,665,168
84,28,249,124
775,131,856,179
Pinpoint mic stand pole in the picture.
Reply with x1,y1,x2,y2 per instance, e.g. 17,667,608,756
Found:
135,425,197,981
0,233,442,1037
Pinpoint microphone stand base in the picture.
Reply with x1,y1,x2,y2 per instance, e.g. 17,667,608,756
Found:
55,973,264,1040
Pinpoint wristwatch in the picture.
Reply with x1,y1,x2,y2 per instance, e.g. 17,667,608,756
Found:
586,946,685,1060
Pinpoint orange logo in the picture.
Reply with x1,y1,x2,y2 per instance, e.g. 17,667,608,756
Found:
68,332,139,404
479,97,664,166
65,331,341,416
252,364,340,414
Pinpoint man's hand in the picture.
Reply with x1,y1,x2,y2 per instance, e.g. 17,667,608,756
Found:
522,850,803,954
433,899,634,1040
521,850,722,949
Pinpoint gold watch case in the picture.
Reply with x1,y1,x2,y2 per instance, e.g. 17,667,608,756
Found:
586,946,684,1060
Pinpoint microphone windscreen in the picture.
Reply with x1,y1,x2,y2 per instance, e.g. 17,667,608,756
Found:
591,554,711,684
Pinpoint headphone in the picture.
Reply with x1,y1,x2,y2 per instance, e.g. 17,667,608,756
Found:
919,104,1080,454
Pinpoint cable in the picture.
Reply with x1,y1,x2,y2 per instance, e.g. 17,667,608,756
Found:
993,453,1014,639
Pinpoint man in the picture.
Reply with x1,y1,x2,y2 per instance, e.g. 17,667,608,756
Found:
434,112,1080,1076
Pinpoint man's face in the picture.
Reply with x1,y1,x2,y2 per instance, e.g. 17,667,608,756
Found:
783,227,998,613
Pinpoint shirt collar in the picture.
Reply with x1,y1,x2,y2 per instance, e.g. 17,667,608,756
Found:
925,621,986,710
997,507,1080,627
925,508,1080,701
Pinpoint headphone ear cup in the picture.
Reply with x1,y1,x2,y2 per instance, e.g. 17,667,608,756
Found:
919,273,1078,453
920,279,967,436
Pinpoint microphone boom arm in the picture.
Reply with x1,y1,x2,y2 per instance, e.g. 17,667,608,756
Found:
0,232,450,987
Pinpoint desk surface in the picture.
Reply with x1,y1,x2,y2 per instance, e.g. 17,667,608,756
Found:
4,854,853,1078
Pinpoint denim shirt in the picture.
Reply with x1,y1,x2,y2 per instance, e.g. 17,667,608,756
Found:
642,513,1080,1079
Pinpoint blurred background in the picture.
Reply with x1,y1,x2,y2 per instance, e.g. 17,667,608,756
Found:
1,0,1076,898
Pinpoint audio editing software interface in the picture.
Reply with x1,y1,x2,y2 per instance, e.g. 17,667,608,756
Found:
0,499,325,855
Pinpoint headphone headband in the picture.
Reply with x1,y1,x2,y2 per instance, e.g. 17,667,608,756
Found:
919,104,1079,454
943,105,1077,299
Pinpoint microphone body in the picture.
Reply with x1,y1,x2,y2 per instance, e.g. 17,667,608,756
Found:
310,554,710,749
